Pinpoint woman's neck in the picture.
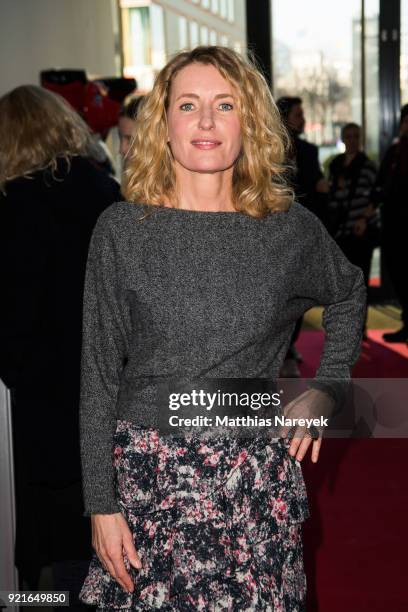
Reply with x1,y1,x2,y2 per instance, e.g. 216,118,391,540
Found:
167,162,236,212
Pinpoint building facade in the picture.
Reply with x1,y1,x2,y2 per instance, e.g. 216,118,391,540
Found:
120,0,246,91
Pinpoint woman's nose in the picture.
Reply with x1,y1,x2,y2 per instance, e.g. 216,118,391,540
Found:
198,107,215,130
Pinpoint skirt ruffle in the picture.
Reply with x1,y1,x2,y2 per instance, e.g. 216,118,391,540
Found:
79,421,309,611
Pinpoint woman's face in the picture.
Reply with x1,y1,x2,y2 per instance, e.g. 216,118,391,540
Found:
166,63,242,174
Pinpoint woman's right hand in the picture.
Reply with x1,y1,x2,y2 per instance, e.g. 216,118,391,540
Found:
91,512,142,592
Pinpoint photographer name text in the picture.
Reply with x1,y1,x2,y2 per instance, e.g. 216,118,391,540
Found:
168,415,329,428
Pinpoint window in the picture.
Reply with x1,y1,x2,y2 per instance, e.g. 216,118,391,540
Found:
210,29,217,45
211,0,219,14
220,34,229,46
201,25,209,45
150,4,165,69
227,0,235,22
272,0,362,161
202,0,210,9
220,0,228,19
364,0,380,160
190,21,199,47
128,6,151,66
121,4,165,90
178,16,188,49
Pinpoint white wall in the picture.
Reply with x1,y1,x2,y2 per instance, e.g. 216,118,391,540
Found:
0,0,120,97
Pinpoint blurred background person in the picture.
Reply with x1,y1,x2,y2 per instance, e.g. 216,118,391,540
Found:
277,95,330,224
118,95,144,161
327,122,379,337
277,96,330,376
86,132,117,177
374,104,408,343
0,85,121,608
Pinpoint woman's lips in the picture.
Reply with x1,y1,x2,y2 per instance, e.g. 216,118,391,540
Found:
191,140,221,150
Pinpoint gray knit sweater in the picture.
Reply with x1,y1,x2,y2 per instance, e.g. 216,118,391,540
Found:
79,201,366,515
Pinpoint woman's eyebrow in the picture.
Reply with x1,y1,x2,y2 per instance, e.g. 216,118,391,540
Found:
175,93,234,101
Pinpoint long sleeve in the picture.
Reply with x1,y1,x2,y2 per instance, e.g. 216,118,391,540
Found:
314,223,366,378
292,210,367,410
79,207,131,515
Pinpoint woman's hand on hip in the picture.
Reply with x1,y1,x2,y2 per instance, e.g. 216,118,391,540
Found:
279,388,335,463
91,512,142,592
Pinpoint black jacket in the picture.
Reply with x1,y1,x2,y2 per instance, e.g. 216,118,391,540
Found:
374,137,408,226
291,136,327,222
0,156,121,484
0,155,121,580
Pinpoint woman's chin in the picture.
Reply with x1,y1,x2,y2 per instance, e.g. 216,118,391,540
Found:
176,160,236,174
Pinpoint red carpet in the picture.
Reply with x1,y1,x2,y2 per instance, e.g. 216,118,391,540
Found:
295,331,408,611
369,275,380,287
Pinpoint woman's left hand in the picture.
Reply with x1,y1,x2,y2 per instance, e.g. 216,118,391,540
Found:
279,388,336,463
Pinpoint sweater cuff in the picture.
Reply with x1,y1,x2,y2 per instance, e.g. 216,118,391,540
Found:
307,377,350,417
81,479,121,517
82,499,122,517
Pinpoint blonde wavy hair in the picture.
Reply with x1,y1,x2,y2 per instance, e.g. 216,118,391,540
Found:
123,46,294,218
0,85,91,190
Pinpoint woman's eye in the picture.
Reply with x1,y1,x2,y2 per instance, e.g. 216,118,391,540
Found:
179,101,233,112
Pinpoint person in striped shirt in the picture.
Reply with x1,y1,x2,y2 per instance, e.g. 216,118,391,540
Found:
328,123,379,336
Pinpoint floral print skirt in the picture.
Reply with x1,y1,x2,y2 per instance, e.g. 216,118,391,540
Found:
79,420,310,611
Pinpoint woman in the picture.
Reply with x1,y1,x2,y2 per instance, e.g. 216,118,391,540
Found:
79,47,366,610
0,85,121,605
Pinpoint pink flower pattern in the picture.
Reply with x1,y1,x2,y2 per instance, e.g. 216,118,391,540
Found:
79,420,309,610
